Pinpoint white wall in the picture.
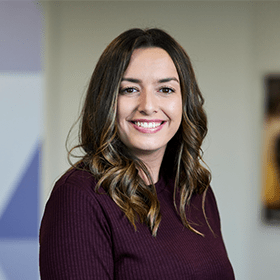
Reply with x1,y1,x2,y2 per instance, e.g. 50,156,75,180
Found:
42,2,280,279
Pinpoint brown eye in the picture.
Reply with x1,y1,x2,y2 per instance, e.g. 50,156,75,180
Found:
126,88,136,93
119,87,138,94
159,87,175,94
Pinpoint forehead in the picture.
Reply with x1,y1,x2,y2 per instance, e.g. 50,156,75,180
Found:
124,47,178,78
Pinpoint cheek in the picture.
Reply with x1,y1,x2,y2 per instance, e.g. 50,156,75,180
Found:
168,98,183,123
117,97,132,128
116,103,127,141
116,98,125,124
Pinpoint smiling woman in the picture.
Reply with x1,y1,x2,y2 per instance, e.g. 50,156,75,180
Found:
117,47,182,177
39,28,235,279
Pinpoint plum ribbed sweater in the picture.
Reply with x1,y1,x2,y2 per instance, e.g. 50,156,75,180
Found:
39,168,234,279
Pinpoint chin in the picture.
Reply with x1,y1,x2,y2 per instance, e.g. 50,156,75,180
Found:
130,144,167,155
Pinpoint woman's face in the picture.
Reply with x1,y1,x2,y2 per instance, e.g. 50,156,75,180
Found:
117,47,182,158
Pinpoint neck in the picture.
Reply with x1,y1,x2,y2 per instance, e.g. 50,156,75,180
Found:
136,149,165,184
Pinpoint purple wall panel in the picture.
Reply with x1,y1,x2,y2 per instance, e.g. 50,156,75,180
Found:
0,2,43,72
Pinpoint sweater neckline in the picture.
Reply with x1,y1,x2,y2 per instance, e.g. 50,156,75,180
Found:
154,175,167,194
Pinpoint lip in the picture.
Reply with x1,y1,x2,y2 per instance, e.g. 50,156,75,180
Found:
131,119,163,122
130,119,166,134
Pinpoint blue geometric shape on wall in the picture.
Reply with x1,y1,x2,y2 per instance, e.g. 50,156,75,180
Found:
0,143,40,238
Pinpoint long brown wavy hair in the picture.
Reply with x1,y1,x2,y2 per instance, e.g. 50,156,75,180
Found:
69,28,211,237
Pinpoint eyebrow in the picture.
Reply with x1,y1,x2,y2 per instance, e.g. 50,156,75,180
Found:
158,77,179,83
121,78,141,83
121,77,179,84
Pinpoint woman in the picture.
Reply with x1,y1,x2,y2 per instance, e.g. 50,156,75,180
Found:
40,28,235,279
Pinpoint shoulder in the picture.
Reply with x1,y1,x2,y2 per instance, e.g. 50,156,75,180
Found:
205,186,219,209
53,167,98,192
40,168,115,279
204,186,222,232
41,167,113,240
43,167,111,224
49,167,107,201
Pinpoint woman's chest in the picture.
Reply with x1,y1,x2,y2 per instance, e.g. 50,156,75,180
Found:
107,193,234,280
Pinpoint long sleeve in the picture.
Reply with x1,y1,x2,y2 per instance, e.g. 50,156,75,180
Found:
39,179,114,279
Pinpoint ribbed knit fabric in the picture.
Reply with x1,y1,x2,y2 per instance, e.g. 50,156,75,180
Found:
39,168,235,279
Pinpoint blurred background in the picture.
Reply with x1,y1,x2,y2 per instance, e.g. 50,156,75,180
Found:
1,1,280,279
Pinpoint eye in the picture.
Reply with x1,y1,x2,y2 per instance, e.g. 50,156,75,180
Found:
159,87,175,94
119,87,139,95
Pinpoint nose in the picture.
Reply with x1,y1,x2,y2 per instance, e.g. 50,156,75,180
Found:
138,90,158,115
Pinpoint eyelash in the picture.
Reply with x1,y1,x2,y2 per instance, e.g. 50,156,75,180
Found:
119,86,175,95
159,87,175,94
119,87,139,94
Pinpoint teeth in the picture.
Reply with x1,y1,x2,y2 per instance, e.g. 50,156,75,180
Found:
135,122,162,128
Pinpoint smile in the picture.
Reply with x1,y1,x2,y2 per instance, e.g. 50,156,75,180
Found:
130,120,165,133
133,121,162,128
